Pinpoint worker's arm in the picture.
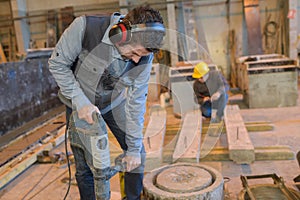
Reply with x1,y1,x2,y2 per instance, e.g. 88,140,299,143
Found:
211,71,229,101
193,81,207,105
123,54,153,171
48,16,98,123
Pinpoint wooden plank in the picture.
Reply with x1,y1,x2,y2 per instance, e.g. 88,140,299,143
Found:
143,106,167,171
51,126,66,147
247,65,297,71
244,123,274,132
162,146,294,163
0,114,66,165
254,146,295,160
172,110,202,162
167,0,178,66
166,121,274,134
236,54,283,63
244,57,296,65
229,30,238,88
0,43,7,63
0,126,66,189
243,0,263,55
224,105,255,164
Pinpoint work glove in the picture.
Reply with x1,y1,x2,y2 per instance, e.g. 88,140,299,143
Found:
77,104,100,124
122,154,141,172
211,91,221,101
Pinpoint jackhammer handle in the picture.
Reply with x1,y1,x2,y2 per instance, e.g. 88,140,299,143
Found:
105,154,126,180
106,165,123,180
92,111,101,122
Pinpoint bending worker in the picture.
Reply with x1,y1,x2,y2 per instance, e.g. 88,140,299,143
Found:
48,6,165,200
192,62,229,123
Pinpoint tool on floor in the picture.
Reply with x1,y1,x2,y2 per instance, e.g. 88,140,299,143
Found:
69,111,125,200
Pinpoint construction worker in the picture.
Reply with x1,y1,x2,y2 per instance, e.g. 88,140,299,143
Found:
48,6,165,200
192,62,229,123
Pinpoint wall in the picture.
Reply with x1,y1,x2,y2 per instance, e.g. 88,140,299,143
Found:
26,0,117,12
1,0,297,78
190,0,289,79
0,49,61,136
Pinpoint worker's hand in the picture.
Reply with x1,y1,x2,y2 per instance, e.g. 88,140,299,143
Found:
77,104,100,124
122,154,141,172
211,91,221,101
203,96,210,102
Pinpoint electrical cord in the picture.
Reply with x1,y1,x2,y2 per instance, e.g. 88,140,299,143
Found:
63,122,71,200
26,120,72,199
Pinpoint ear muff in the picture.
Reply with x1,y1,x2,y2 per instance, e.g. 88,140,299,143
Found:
109,22,165,45
108,22,131,45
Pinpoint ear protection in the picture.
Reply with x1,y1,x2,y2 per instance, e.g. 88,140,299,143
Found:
109,20,165,45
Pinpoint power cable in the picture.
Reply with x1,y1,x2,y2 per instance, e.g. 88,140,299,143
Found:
63,123,72,200
26,124,72,200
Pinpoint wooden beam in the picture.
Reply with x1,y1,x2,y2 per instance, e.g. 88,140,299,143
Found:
143,106,167,171
224,105,255,164
172,110,202,162
243,0,263,55
0,43,7,63
161,146,294,163
167,0,178,66
0,126,66,189
288,0,298,59
164,121,274,134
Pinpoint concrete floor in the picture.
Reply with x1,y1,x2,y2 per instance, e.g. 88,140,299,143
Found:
0,80,300,200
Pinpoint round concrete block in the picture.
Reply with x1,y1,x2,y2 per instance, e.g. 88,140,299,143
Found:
143,162,224,200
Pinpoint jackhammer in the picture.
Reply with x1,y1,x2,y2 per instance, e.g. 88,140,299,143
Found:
69,111,125,200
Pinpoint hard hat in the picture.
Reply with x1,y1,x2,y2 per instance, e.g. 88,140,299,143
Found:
192,62,209,78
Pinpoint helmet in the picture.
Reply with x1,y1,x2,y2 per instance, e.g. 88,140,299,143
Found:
192,62,209,78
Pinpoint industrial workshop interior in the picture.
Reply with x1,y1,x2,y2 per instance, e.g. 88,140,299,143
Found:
0,0,300,199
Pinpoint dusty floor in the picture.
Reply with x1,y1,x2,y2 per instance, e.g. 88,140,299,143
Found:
0,79,300,200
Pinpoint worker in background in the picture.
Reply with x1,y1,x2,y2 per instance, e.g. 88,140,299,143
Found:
192,62,229,123
48,6,165,200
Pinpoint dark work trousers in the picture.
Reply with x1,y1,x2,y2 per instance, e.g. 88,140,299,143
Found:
201,93,228,119
66,100,145,200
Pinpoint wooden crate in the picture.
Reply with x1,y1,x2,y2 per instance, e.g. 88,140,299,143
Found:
236,54,298,108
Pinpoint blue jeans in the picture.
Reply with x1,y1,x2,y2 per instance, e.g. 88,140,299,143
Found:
67,101,145,200
201,93,228,118
201,101,212,118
